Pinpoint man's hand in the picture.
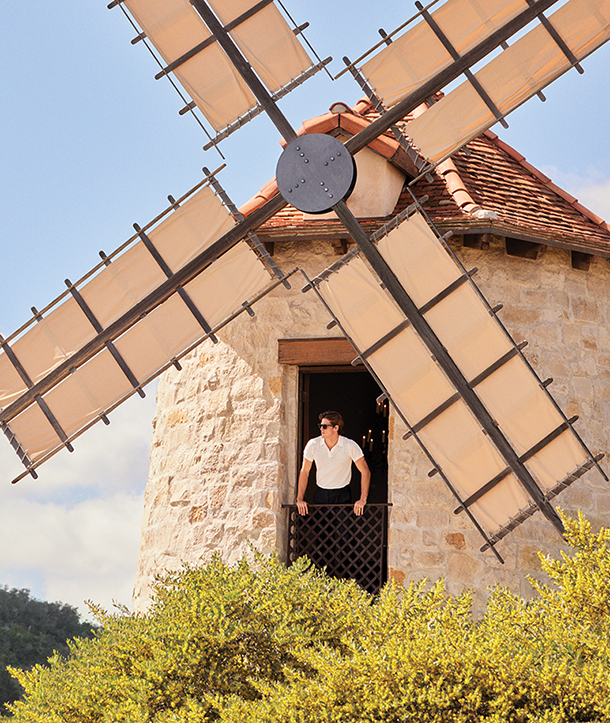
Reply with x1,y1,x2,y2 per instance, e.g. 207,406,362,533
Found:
354,498,366,516
354,457,370,517
296,460,312,516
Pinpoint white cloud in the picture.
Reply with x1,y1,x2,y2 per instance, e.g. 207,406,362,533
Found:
0,388,157,619
0,492,143,619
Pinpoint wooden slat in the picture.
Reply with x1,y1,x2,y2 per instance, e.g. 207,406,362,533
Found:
278,337,354,365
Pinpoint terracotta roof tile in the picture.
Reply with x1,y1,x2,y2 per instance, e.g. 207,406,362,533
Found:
285,102,401,160
239,178,279,217
424,133,610,252
481,130,610,236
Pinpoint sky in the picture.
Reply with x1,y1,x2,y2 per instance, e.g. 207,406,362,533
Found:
0,0,609,619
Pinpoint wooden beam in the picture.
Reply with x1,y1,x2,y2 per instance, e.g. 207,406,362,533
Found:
331,238,349,255
571,250,593,271
389,146,420,178
505,237,546,260
451,227,610,260
278,338,354,365
463,233,491,250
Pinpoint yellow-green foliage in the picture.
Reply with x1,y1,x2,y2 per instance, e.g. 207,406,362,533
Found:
5,511,610,722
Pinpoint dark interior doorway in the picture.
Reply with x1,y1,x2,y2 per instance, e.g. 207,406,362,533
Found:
298,367,389,505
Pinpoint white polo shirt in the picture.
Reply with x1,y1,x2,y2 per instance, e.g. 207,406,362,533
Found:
303,435,364,489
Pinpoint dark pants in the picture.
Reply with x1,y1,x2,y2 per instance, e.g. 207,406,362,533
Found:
313,485,351,505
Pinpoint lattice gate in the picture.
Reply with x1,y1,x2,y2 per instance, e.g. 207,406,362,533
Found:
284,504,390,594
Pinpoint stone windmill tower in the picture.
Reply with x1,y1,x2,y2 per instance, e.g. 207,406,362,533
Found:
1,0,609,613
133,97,610,610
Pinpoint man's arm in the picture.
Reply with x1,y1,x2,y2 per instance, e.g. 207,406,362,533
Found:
353,456,370,516
296,458,313,515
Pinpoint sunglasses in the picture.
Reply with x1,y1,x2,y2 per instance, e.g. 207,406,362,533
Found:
318,423,334,429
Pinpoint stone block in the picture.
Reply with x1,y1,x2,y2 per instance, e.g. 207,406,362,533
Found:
268,376,282,396
256,528,277,552
593,493,610,514
448,553,485,583
583,337,598,351
413,550,447,569
452,513,474,530
571,376,593,399
409,478,451,508
188,506,207,524
502,306,543,327
388,568,406,585
422,530,441,547
165,407,190,428
444,532,466,550
416,509,449,529
252,510,276,529
265,490,278,510
517,545,546,573
208,485,228,513
390,505,415,525
571,296,600,323
389,528,421,549
562,485,594,511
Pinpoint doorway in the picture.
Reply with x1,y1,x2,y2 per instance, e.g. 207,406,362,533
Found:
298,367,389,504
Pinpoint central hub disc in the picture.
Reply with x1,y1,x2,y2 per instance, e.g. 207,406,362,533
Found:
276,134,356,214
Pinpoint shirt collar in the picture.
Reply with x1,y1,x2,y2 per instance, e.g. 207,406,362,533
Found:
319,434,344,448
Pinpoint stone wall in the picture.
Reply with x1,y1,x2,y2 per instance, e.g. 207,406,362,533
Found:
133,235,610,613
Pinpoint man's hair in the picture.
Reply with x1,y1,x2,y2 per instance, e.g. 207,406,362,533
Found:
319,410,344,432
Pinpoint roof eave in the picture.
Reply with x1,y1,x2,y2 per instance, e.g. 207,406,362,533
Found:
437,222,610,259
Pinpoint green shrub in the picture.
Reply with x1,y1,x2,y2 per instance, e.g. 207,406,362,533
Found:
0,587,95,714
5,511,610,722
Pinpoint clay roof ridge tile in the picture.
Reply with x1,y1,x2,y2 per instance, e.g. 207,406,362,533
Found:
437,157,498,220
239,178,279,218
348,98,373,116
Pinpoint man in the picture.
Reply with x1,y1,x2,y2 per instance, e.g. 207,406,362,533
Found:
296,410,371,516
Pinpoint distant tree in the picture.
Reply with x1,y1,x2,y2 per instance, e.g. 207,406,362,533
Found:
5,511,610,722
0,587,95,714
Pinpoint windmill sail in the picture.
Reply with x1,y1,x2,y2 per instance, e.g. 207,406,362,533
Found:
404,0,610,164
360,0,535,109
306,208,602,553
0,180,281,482
121,0,313,132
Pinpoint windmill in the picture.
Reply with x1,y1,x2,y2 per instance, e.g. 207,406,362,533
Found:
1,0,609,566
